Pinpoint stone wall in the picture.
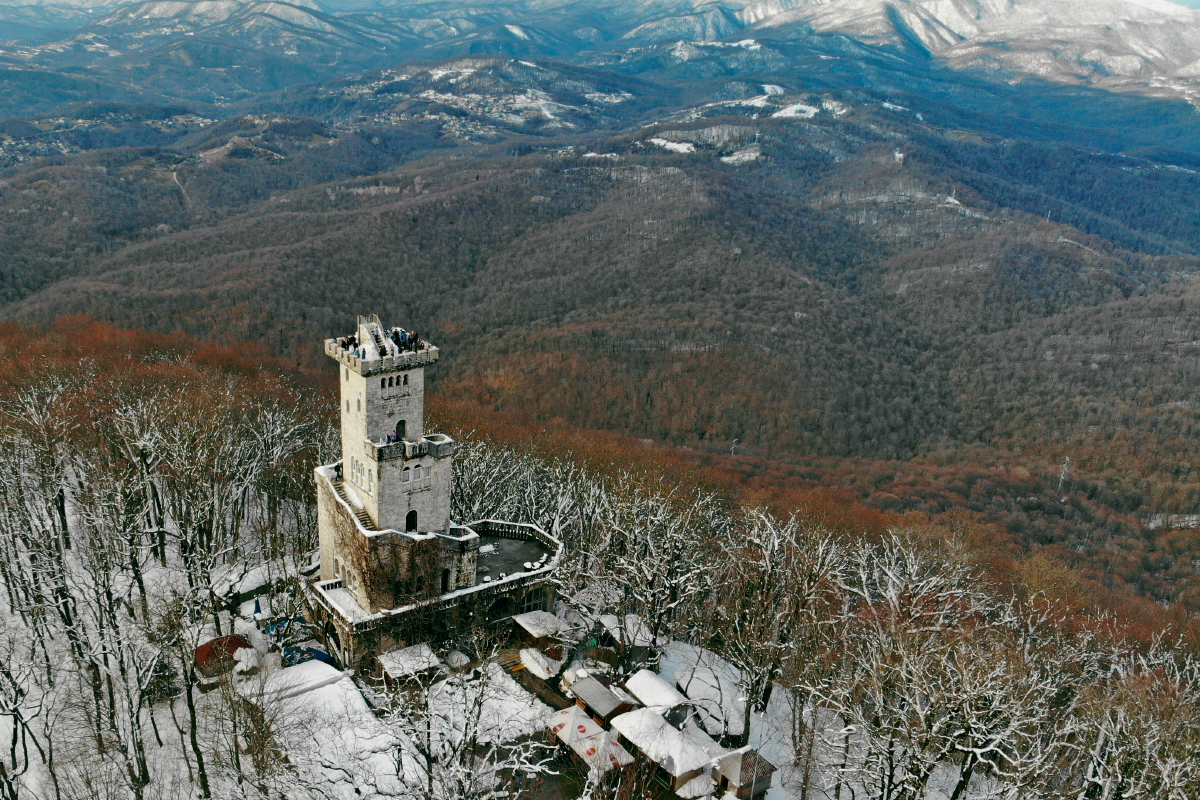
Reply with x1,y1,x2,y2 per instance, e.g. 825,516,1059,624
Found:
310,576,559,671
317,465,473,614
375,452,452,533
316,470,383,613
338,360,429,523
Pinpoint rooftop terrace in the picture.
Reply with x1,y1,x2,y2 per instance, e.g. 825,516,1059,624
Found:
307,519,561,631
326,314,438,375
475,534,552,584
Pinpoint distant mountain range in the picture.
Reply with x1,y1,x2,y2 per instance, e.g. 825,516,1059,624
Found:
4,0,1200,104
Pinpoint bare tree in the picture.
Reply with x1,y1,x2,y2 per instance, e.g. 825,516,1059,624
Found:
378,635,556,800
813,534,997,800
700,509,843,747
1063,641,1200,800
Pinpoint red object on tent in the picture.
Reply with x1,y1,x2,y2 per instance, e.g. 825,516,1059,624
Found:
195,635,252,677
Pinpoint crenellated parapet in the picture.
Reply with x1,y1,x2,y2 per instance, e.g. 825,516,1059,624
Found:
325,338,439,376
365,433,455,464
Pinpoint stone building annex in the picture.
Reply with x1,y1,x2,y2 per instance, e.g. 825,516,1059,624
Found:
306,315,562,669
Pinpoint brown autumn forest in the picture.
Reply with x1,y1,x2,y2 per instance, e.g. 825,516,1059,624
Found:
4,316,1197,649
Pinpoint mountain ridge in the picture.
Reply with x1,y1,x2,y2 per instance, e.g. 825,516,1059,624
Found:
6,0,1200,106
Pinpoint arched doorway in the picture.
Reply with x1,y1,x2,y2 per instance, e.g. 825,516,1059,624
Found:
441,568,451,594
396,419,406,440
406,510,418,532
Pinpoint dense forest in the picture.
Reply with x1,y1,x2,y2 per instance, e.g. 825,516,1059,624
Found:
1,4,1200,696
0,318,1197,800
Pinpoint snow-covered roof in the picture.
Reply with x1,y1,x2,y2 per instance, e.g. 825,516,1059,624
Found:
665,643,745,738
676,771,717,799
512,610,566,639
716,747,777,788
250,662,406,797
571,676,628,718
250,660,348,702
546,706,635,775
378,644,442,680
599,613,654,647
610,708,713,777
520,648,563,680
624,669,688,712
681,722,729,762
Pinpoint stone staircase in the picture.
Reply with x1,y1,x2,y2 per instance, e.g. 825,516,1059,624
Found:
333,479,375,530
369,324,388,354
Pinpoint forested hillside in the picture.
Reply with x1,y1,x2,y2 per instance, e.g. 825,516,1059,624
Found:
0,318,1197,800
3,6,1200,642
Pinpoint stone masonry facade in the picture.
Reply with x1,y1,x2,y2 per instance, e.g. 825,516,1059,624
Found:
308,315,561,671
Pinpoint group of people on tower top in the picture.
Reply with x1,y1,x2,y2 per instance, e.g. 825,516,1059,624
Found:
336,327,426,360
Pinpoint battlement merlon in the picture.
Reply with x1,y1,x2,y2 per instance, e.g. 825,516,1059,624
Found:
364,433,455,464
325,338,439,376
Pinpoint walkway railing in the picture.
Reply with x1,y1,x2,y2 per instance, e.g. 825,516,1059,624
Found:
308,520,562,634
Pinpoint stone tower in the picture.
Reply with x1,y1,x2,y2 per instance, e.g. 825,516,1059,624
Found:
310,315,562,670
330,314,453,534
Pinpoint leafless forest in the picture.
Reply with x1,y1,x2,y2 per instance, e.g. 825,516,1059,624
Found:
0,322,1195,800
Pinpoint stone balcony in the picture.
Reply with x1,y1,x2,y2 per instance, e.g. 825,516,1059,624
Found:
363,432,455,464
308,519,563,633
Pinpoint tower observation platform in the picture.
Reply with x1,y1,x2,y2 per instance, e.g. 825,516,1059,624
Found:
307,315,561,670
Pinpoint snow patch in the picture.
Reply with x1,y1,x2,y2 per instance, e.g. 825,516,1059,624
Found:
649,138,695,153
721,144,762,164
772,102,819,119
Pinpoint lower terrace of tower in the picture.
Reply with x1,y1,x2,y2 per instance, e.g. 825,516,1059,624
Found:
312,522,558,625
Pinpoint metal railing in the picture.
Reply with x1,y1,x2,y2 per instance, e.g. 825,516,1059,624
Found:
469,520,561,555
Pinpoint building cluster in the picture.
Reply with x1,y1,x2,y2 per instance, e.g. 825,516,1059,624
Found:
510,610,777,800
190,316,773,799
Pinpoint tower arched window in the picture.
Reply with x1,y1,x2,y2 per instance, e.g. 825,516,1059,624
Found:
402,467,411,483
357,398,361,412
403,375,409,386
380,378,386,396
